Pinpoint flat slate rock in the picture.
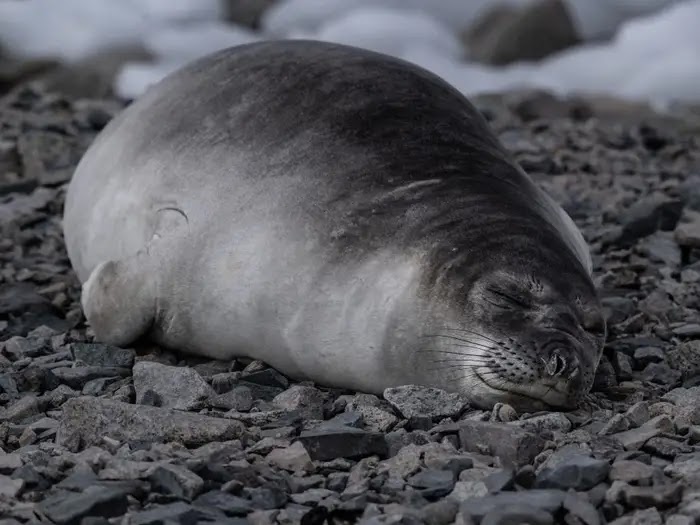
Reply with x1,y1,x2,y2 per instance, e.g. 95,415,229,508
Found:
297,428,388,461
459,490,567,521
383,385,468,420
458,420,546,467
133,361,214,410
37,486,129,525
56,396,246,451
70,342,135,368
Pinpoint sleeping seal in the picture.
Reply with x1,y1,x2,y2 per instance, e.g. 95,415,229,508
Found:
63,40,606,410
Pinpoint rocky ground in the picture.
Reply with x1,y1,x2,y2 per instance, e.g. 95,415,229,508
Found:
1,81,700,525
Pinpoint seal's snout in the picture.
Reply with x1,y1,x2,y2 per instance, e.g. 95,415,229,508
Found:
545,350,580,380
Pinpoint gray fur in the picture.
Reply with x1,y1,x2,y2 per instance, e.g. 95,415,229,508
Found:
63,40,605,410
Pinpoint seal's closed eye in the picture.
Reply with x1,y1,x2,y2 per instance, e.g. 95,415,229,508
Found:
484,285,531,309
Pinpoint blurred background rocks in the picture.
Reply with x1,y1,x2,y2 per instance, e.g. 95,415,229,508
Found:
0,0,698,109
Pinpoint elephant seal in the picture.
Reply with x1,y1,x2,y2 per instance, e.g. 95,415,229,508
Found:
63,40,606,410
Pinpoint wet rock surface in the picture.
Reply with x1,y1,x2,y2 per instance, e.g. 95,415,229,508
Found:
1,81,700,524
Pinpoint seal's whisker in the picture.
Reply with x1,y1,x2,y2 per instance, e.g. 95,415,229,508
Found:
442,368,504,380
446,342,501,353
475,370,506,378
429,358,492,364
427,366,483,373
440,328,502,345
420,334,493,350
426,363,491,371
416,349,493,358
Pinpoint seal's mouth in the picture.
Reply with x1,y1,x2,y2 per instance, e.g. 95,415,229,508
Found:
472,369,577,411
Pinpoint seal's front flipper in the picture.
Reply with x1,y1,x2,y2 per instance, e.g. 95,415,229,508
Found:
81,256,156,347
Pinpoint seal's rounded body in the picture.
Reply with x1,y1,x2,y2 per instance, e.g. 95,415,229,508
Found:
63,40,605,410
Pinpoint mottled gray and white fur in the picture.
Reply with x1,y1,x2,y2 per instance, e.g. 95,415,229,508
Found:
63,40,606,410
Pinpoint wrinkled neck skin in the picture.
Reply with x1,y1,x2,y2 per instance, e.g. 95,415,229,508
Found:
384,202,606,412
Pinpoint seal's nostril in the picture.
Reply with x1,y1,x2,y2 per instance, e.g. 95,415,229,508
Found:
545,351,573,377
568,365,580,380
546,352,565,376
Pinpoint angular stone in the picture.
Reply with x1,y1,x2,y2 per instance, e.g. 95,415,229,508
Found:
449,480,488,500
480,505,553,525
0,395,40,423
377,443,424,479
191,360,231,379
37,486,129,524
458,420,545,467
424,454,474,478
290,488,334,505
246,486,288,510
209,386,253,411
298,428,388,461
621,483,683,509
484,468,515,492
265,442,314,472
346,403,398,433
411,499,455,525
0,474,24,498
0,283,54,318
1,336,50,359
17,365,60,393
535,454,610,491
240,368,289,388
512,413,572,433
643,362,681,385
599,414,631,435
459,490,566,521
0,453,22,474
491,403,518,422
625,402,650,428
52,366,130,390
612,415,673,450
643,436,692,458
194,490,252,517
617,196,683,246
70,342,135,368
673,324,700,338
663,386,700,407
623,508,663,525
407,469,456,499
610,460,657,484
383,385,468,420
57,397,245,451
665,457,700,483
634,346,665,367
563,492,600,525
665,515,694,525
0,373,18,397
133,361,213,410
126,502,216,525
315,411,364,432
272,385,326,420
149,464,204,501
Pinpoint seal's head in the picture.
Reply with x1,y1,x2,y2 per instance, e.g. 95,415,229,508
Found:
424,260,606,411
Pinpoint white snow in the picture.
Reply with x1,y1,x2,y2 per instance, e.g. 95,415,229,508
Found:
0,0,148,62
114,20,261,99
261,0,536,35
142,21,259,63
0,0,223,62
0,0,698,107
306,6,465,61
121,0,224,24
533,0,700,105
